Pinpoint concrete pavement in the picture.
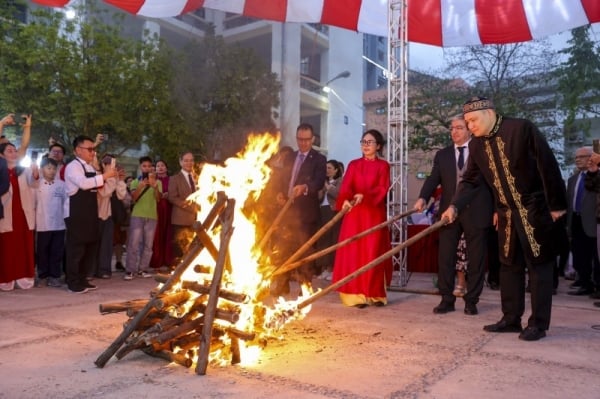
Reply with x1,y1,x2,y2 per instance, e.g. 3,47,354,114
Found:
1,273,599,399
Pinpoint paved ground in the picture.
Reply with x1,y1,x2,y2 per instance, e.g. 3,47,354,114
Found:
1,272,599,399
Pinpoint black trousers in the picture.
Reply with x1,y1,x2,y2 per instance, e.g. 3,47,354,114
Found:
486,228,500,285
36,230,66,279
570,214,598,290
65,235,98,290
500,224,554,330
437,218,488,305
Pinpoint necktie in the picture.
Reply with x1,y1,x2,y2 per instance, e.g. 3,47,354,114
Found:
575,172,585,212
188,173,195,191
289,153,306,196
457,146,465,170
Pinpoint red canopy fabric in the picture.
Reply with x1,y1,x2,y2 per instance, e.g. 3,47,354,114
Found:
32,0,600,47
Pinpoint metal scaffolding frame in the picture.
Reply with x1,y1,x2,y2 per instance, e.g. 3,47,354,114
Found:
387,0,409,287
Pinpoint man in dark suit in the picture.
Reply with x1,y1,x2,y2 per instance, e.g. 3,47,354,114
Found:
270,123,327,296
566,146,598,296
414,115,493,315
168,151,200,259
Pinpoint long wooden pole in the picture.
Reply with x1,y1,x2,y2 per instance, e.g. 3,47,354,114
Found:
196,199,236,375
257,196,293,252
271,204,352,274
272,209,416,277
297,218,447,310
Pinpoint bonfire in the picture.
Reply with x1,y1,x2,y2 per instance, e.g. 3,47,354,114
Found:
95,133,315,374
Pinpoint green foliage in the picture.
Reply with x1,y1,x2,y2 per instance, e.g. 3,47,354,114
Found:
556,25,600,141
157,32,281,164
408,41,560,154
0,1,176,155
407,72,470,151
0,1,281,170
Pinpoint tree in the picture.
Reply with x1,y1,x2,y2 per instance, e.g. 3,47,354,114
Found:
153,31,281,164
407,71,470,151
444,42,557,116
556,25,600,143
0,1,176,156
0,1,281,171
407,40,563,164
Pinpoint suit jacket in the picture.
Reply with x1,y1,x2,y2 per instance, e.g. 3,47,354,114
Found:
168,171,197,226
0,157,9,219
567,171,596,237
419,144,493,229
277,148,327,226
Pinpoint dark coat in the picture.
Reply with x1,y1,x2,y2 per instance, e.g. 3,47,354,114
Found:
453,116,567,265
277,148,327,226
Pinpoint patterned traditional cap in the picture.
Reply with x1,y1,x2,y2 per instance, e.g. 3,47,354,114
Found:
463,96,495,114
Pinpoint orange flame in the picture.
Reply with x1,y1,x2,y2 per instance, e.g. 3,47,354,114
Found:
164,132,314,368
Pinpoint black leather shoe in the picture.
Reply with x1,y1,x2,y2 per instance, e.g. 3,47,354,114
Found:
594,301,600,308
568,287,594,296
433,301,455,314
519,326,546,341
464,303,478,315
483,319,522,333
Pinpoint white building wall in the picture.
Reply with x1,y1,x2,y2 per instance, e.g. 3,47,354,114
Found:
271,24,302,148
324,28,364,168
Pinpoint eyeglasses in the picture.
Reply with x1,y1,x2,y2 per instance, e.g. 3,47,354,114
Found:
296,137,312,142
78,146,96,153
360,140,376,146
575,155,590,159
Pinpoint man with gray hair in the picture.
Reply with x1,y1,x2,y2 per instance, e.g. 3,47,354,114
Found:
442,96,567,341
566,147,598,296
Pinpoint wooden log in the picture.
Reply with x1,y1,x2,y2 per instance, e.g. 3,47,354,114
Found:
189,301,240,324
181,280,248,303
196,199,236,375
153,291,191,310
142,348,193,368
170,333,201,352
257,196,293,252
116,315,186,360
212,325,256,342
155,317,204,345
94,193,228,368
272,209,416,277
230,337,241,365
99,299,150,315
193,264,212,274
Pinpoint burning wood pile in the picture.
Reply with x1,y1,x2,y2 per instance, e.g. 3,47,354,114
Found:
96,194,256,374
94,135,313,375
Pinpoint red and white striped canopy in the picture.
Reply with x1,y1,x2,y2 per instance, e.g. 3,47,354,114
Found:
32,0,600,47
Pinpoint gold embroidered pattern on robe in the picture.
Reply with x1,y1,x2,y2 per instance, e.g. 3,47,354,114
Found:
496,138,541,257
484,139,512,257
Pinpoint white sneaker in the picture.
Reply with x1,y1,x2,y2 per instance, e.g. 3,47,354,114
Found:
123,272,134,281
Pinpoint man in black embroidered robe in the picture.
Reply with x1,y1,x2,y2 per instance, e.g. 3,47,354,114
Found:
442,97,567,341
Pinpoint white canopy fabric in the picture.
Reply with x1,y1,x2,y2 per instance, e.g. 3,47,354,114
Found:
32,0,600,47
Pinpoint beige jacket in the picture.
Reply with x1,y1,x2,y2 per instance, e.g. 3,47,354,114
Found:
0,168,36,232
